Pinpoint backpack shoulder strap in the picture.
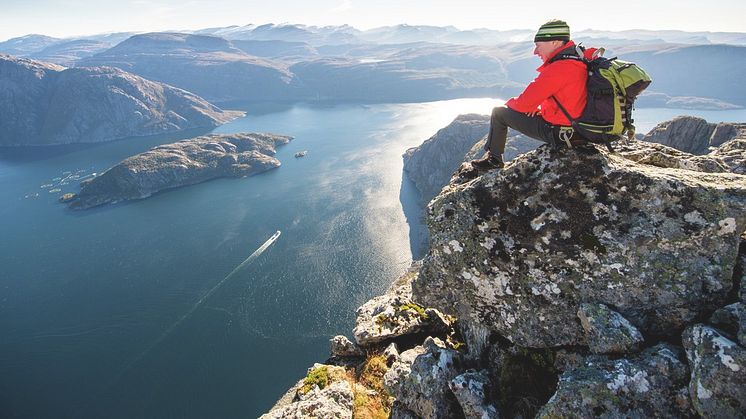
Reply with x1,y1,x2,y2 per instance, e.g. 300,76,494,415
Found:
547,44,586,65
551,96,615,152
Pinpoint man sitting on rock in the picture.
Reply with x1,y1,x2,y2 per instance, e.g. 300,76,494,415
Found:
471,19,589,171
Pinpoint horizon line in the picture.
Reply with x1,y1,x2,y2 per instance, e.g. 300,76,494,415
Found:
3,22,746,43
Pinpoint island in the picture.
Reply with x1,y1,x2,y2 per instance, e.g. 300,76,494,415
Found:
67,132,292,209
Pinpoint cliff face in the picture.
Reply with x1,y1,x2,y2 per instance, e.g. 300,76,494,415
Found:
263,121,746,418
403,114,490,203
403,113,542,204
643,115,746,155
69,133,291,209
0,54,242,146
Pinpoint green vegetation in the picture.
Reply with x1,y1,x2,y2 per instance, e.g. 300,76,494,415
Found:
297,355,392,417
398,302,428,319
353,354,392,419
300,366,330,394
375,313,388,327
374,302,428,331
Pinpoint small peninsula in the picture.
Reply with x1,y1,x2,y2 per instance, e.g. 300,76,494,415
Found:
68,132,292,209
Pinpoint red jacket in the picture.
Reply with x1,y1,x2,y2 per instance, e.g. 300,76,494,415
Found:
505,41,589,126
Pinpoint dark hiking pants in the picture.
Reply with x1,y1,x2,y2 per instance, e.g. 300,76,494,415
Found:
485,106,555,155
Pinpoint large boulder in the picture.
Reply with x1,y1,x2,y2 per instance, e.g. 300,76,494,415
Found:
577,303,644,355
413,144,746,348
538,345,691,418
383,337,465,418
642,116,746,155
616,141,731,173
353,266,451,347
448,370,499,419
709,303,746,346
682,325,746,418
329,335,364,358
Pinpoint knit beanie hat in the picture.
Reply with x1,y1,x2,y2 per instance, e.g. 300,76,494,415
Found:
534,20,570,42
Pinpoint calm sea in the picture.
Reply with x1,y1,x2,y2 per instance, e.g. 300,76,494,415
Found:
0,99,744,418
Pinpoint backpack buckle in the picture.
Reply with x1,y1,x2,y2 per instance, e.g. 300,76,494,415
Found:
559,127,575,148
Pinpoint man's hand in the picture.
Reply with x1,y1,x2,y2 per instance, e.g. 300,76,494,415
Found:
526,109,541,117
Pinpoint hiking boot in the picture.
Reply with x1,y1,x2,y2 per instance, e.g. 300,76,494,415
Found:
455,164,479,182
470,153,504,171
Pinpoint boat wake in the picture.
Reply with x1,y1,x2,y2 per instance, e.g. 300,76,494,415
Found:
114,231,281,380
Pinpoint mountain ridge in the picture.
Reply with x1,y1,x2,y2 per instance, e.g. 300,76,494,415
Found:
0,54,242,146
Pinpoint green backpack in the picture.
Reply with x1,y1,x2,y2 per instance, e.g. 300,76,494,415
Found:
552,47,652,149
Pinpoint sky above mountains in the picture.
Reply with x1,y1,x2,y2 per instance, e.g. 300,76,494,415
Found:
1,0,744,41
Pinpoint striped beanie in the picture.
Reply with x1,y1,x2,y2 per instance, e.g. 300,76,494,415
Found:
534,20,570,42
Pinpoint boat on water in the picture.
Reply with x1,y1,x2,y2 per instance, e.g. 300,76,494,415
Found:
269,230,281,241
294,151,307,158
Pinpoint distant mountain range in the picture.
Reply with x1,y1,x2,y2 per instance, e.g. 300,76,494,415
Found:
0,54,242,146
77,33,298,103
1,24,745,116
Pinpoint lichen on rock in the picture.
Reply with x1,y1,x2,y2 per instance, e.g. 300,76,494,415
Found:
682,324,746,418
383,337,465,418
414,144,746,348
578,303,644,354
448,370,499,419
353,265,453,346
538,344,691,418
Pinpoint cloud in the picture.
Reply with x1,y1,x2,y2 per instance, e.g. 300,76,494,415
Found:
330,0,353,13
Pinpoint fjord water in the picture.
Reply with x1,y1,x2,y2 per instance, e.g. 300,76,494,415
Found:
2,100,745,419
0,99,496,419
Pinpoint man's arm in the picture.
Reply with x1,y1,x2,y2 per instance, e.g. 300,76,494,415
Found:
505,65,566,113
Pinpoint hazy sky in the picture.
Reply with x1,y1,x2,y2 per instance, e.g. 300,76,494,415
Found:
1,0,744,41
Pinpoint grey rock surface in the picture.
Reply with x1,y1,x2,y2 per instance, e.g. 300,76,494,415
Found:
538,344,691,418
413,145,746,347
383,342,400,366
69,132,291,209
642,115,746,155
740,235,746,305
448,370,499,419
260,364,354,419
709,303,745,346
0,54,242,146
709,138,746,175
383,337,464,418
682,325,746,418
711,122,743,147
616,140,731,173
578,303,644,354
329,335,364,358
353,265,451,347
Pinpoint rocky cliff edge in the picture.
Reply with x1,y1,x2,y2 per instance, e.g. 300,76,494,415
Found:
264,137,746,418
